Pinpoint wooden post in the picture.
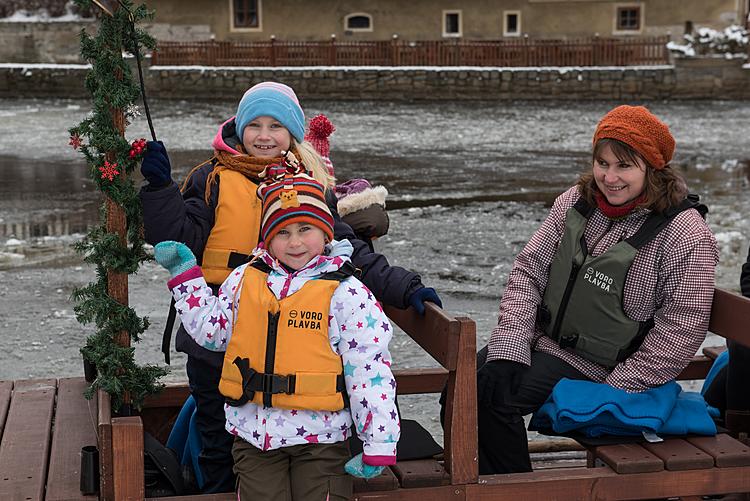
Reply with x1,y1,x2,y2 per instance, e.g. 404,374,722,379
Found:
106,0,130,413
390,34,399,66
106,137,128,352
329,34,337,65
97,389,115,501
111,416,144,500
269,35,276,66
592,33,600,66
443,317,478,485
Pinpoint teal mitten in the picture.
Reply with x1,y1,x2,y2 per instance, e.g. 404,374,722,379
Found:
154,241,197,277
344,453,384,479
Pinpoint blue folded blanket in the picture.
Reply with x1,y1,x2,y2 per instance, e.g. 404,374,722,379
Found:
529,378,716,438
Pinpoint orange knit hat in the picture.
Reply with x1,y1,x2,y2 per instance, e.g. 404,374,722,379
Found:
593,105,675,170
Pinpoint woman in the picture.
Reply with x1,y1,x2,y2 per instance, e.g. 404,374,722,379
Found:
476,105,719,474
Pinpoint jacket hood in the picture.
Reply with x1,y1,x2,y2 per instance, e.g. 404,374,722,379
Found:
212,116,243,155
254,239,354,278
337,185,388,216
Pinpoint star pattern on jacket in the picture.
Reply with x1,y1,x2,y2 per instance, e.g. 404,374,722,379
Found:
168,239,400,461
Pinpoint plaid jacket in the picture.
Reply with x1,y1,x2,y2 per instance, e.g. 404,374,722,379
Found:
487,186,719,392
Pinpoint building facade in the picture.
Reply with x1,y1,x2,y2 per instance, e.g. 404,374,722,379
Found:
144,0,749,42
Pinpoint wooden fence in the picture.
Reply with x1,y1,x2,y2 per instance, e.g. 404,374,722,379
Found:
152,36,670,67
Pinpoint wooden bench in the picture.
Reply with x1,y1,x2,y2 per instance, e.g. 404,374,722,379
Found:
95,302,478,500
474,288,750,501
0,377,99,501
95,288,750,500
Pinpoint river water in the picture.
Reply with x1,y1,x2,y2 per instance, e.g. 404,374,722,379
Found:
1,97,748,443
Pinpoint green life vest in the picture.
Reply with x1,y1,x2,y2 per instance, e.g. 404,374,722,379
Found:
538,195,706,368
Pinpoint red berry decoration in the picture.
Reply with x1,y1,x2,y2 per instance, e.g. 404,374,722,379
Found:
99,160,120,181
129,138,147,159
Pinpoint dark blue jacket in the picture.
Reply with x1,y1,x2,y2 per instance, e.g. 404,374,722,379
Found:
140,159,423,365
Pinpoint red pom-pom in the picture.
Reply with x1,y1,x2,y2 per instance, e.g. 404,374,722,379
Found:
306,114,335,140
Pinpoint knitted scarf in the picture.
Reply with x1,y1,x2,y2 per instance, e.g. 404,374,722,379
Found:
595,191,647,219
181,145,298,205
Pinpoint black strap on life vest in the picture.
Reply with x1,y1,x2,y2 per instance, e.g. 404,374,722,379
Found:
250,259,273,274
625,194,707,250
227,251,254,269
572,197,597,218
162,297,177,364
226,356,347,407
573,194,707,250
319,260,358,281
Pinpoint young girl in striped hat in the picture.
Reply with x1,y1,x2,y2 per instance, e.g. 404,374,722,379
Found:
153,165,399,500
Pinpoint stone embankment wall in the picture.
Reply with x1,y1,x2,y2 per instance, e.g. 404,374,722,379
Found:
0,21,94,64
1,58,748,100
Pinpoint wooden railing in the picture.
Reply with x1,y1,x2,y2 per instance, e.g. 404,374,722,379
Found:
152,36,670,67
97,302,478,499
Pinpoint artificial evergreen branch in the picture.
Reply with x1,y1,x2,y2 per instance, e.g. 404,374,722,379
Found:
70,0,166,412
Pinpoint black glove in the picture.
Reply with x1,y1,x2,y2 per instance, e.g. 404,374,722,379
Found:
140,140,172,187
408,287,442,315
477,359,528,408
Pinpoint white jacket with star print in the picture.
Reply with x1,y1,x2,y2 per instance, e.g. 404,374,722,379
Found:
167,239,400,465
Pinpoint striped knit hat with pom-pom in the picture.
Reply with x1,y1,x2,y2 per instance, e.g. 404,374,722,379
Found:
593,105,675,170
304,114,336,176
257,168,334,244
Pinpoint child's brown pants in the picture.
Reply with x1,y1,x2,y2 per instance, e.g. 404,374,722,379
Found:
232,436,353,500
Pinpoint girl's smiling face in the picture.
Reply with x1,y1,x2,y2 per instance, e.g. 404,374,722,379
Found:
593,142,647,206
268,222,326,270
242,115,292,158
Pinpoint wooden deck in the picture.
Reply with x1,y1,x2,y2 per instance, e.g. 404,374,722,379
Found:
0,377,98,501
3,290,750,500
6,376,749,501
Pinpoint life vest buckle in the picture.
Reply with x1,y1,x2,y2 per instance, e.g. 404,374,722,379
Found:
559,333,579,349
536,303,551,329
261,373,293,395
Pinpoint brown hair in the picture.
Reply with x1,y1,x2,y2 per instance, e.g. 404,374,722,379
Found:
576,138,687,214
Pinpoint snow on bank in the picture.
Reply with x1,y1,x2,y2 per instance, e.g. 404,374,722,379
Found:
0,5,92,23
150,64,675,73
0,63,91,70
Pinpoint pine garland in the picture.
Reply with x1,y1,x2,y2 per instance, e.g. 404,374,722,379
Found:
69,0,167,411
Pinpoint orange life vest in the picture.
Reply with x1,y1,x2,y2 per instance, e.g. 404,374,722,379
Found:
218,265,346,411
201,170,262,284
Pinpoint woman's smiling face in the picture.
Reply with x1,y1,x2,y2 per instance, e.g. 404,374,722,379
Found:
593,142,647,206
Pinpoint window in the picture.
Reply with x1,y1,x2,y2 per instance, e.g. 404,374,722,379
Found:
504,11,521,37
616,6,640,31
443,10,462,37
231,0,262,31
344,13,373,32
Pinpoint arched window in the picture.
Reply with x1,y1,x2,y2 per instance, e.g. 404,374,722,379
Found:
345,13,373,32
